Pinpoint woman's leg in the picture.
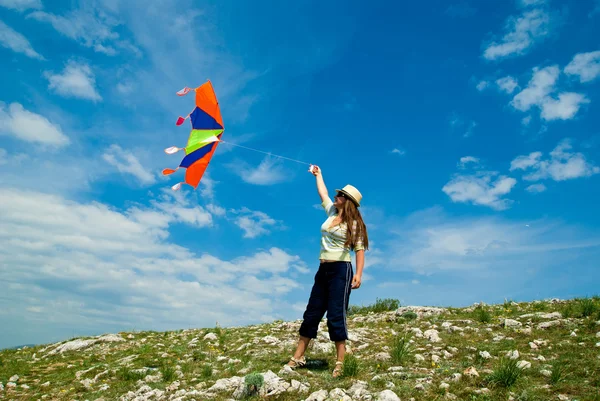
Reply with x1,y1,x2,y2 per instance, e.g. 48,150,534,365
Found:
288,266,327,367
326,262,353,376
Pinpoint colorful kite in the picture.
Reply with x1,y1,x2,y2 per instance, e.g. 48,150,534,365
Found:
162,81,224,191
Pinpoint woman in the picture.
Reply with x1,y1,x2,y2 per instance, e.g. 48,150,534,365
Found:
286,165,369,378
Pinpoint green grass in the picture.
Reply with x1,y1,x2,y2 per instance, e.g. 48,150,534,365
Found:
1,297,599,401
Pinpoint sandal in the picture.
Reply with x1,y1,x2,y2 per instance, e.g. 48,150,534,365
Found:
332,361,343,378
287,356,306,369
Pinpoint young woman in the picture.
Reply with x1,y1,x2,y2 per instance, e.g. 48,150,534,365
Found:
286,165,369,378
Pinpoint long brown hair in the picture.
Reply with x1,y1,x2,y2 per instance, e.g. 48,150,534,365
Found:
340,198,369,251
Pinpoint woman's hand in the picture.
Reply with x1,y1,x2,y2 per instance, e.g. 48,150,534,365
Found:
351,274,362,289
309,165,321,177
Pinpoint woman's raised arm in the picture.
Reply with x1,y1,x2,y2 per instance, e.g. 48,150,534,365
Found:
310,165,329,203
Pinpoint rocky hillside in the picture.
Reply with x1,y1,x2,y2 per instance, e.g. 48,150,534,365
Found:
1,297,599,401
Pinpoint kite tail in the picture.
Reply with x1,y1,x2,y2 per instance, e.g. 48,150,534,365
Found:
171,182,183,191
164,146,184,155
176,87,194,125
162,167,179,175
176,87,192,96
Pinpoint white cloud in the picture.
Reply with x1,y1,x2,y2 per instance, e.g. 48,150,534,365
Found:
458,156,480,168
526,183,547,193
564,50,600,83
476,80,490,91
102,144,156,185
0,102,69,147
28,3,139,56
483,8,550,60
540,92,589,120
511,65,558,111
496,76,519,93
234,157,288,186
511,66,589,121
0,0,41,12
510,139,600,181
45,61,102,102
0,188,307,347
0,20,44,59
231,207,283,238
391,148,406,156
442,171,517,210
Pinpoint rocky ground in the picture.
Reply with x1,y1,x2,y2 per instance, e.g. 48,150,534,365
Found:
1,297,599,401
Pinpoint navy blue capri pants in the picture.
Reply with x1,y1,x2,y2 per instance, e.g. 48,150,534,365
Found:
299,261,354,342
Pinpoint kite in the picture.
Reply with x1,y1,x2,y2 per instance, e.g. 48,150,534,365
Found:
162,81,224,191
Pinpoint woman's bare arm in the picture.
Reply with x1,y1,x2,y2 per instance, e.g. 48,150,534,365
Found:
311,166,329,203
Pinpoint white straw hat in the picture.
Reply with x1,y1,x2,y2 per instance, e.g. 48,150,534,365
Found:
335,184,362,207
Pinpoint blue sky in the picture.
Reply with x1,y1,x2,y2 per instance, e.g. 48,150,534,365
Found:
1,0,599,349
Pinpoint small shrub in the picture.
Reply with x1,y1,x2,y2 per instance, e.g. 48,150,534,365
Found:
201,364,212,378
474,306,492,323
348,298,400,315
550,362,567,385
372,298,400,313
532,302,548,311
486,357,522,388
579,297,598,318
561,302,576,318
244,372,264,396
401,311,418,320
160,365,176,382
116,367,146,381
391,334,412,365
342,354,359,377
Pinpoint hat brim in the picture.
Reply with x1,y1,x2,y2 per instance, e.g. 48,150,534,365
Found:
335,189,360,207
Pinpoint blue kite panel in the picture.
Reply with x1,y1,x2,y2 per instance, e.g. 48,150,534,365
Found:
190,107,223,130
179,142,215,168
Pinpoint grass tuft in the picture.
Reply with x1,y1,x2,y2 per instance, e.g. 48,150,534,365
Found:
390,333,412,365
348,298,400,315
486,357,523,388
342,354,359,377
473,305,492,323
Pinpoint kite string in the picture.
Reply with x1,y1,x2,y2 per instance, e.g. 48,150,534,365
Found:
218,140,312,166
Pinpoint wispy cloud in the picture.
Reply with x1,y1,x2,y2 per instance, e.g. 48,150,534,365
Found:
526,183,547,193
0,20,44,59
0,102,69,147
391,147,406,156
510,65,589,121
0,0,42,12
510,139,600,181
445,2,476,18
44,60,102,102
564,50,600,83
231,207,284,238
385,206,600,278
28,3,139,56
102,144,156,185
449,113,477,138
476,80,490,91
458,156,480,169
483,8,550,60
233,157,288,186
